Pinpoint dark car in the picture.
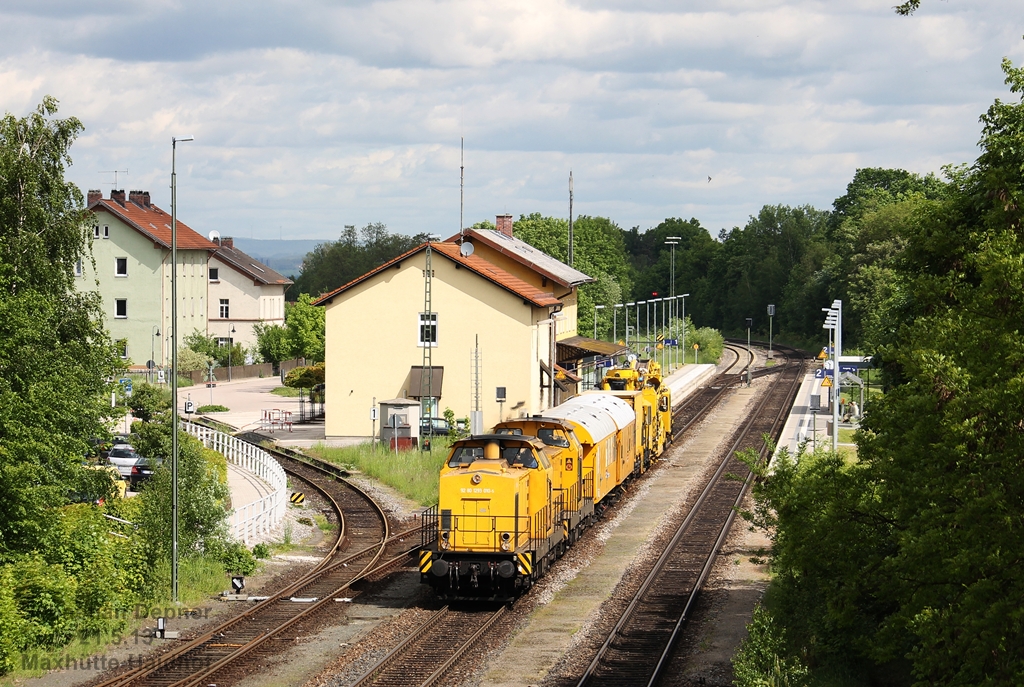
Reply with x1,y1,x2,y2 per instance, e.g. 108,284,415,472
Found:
128,457,163,489
420,417,451,436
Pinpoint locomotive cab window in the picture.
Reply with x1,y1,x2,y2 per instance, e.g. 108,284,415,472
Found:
448,446,484,467
495,428,522,435
537,428,570,448
502,447,538,469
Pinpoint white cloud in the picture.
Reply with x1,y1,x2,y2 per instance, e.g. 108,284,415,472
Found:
0,0,1021,240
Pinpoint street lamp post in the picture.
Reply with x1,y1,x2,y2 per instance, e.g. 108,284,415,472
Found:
625,302,635,346
594,304,605,340
151,325,160,383
768,304,775,360
228,325,236,381
679,293,690,367
170,134,193,603
636,301,646,354
745,317,753,387
613,303,622,345
822,300,842,451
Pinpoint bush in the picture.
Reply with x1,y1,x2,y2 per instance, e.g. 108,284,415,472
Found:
196,404,229,413
733,605,809,687
0,567,25,673
215,541,257,576
284,363,325,389
252,543,270,559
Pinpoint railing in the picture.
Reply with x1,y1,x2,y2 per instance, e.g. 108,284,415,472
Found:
183,421,287,543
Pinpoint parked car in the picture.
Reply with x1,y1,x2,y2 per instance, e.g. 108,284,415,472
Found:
128,457,163,489
420,417,452,436
107,445,141,479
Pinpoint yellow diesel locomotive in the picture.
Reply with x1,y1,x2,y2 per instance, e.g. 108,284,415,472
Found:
419,370,673,599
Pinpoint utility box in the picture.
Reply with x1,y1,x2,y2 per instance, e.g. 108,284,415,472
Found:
379,398,421,450
809,394,821,411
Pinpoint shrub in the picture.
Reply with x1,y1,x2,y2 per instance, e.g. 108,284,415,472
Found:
196,405,229,413
215,541,257,576
252,543,270,559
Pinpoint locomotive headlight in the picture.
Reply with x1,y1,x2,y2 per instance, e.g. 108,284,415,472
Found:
439,531,450,550
500,532,512,551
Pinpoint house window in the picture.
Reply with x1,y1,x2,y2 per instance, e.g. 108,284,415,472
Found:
93,225,100,238
418,313,437,347
209,267,219,282
217,337,232,347
115,299,127,319
74,259,82,277
118,341,129,359
219,299,230,319
115,257,128,277
103,225,109,239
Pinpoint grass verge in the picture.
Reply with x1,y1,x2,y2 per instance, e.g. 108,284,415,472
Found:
271,386,302,397
309,441,449,506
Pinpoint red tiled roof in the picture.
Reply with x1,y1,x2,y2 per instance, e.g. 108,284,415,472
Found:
312,242,561,308
89,199,218,251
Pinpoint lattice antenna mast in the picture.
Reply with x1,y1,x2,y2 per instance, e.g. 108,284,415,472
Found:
568,170,574,267
460,138,465,241
421,234,440,447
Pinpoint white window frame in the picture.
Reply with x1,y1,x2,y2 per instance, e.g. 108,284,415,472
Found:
93,225,100,239
102,225,110,239
209,267,219,282
219,298,230,319
74,259,83,277
115,299,127,319
418,312,438,347
119,342,129,359
115,257,128,277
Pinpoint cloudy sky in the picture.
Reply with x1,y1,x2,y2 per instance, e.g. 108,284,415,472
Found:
2,0,1022,241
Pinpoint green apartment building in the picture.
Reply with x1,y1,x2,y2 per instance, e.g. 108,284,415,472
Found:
80,189,217,371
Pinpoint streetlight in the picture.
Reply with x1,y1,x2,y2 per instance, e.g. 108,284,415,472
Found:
228,325,236,381
636,301,646,353
613,303,623,345
767,304,776,360
170,134,193,603
594,304,605,340
625,302,635,346
822,300,842,451
745,317,753,387
150,325,160,383
679,293,690,367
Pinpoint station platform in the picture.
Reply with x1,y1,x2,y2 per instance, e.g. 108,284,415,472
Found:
663,363,717,403
773,371,858,461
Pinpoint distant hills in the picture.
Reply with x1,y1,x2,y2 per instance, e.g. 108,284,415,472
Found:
230,238,325,280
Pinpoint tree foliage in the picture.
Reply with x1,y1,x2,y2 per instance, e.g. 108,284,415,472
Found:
286,293,326,362
0,98,122,559
289,222,428,299
742,58,1024,686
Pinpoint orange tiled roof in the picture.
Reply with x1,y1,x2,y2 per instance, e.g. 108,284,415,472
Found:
89,198,218,251
312,242,561,308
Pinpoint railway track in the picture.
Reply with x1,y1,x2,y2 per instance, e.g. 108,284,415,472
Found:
575,347,806,687
350,606,507,687
92,445,408,687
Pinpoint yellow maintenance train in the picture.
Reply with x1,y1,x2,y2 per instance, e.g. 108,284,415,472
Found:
419,358,672,598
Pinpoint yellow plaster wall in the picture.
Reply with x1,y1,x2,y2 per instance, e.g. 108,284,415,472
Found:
323,255,556,438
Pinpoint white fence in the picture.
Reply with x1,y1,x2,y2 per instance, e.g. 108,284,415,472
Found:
183,422,287,543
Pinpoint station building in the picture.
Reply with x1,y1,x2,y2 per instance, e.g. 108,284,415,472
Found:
313,215,614,440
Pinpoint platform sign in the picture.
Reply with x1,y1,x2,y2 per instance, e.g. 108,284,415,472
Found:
839,364,859,373
814,368,834,379
821,376,834,388
119,378,133,396
664,338,678,346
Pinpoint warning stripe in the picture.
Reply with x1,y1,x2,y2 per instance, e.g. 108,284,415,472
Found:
419,550,433,573
517,552,533,575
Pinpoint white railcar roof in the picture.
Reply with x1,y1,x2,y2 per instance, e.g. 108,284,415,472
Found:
543,393,635,444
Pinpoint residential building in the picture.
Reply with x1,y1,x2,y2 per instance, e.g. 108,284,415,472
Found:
314,216,605,439
207,237,292,351
82,189,216,370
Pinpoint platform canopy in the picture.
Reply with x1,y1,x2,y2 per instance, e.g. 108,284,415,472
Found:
556,335,628,364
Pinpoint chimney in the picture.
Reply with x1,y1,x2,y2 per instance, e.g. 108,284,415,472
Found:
129,190,149,207
87,189,102,205
496,214,514,237
110,189,126,206
221,237,233,248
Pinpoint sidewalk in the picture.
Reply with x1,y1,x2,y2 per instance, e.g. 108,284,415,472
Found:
226,462,274,510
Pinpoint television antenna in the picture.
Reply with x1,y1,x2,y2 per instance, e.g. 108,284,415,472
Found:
99,168,128,189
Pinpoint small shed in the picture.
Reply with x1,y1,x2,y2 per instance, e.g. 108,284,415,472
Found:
379,398,421,450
